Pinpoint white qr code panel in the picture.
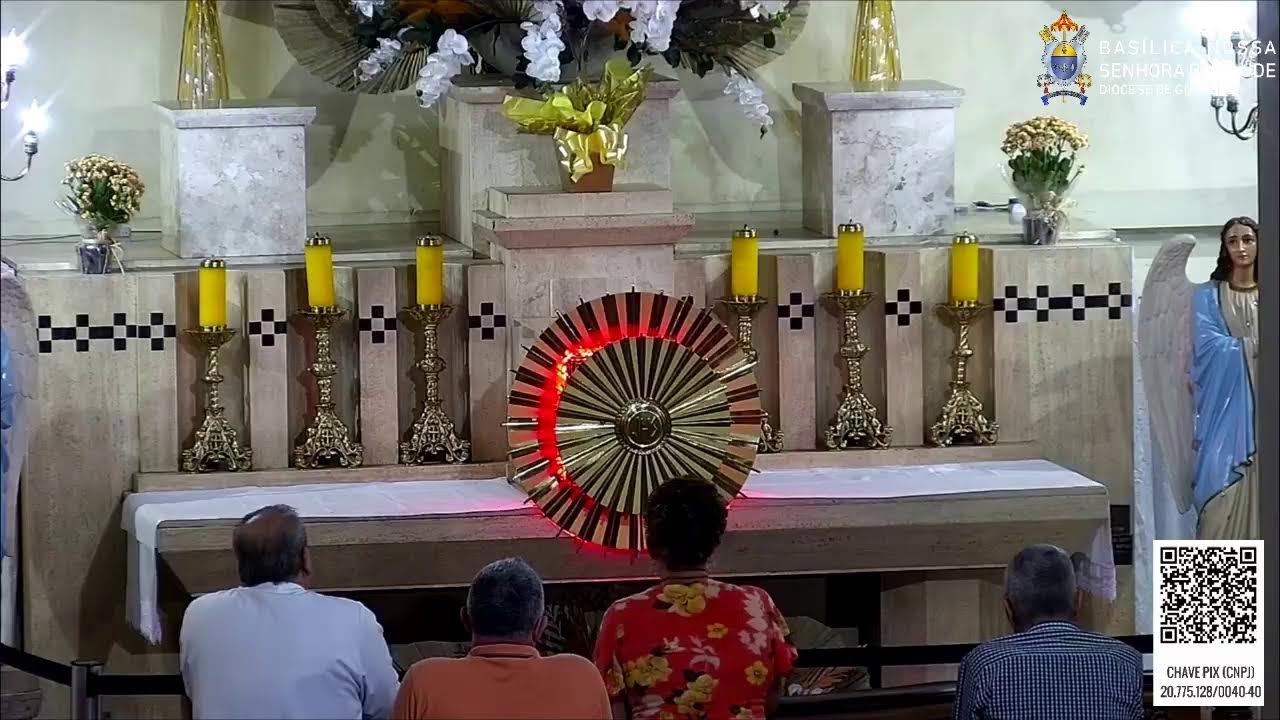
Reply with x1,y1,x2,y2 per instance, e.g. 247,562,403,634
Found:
1154,541,1265,707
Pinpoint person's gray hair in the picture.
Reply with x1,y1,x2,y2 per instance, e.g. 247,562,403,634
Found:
1004,544,1077,623
466,558,545,638
232,504,307,586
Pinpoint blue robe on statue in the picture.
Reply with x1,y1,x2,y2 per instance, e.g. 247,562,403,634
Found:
1189,282,1256,519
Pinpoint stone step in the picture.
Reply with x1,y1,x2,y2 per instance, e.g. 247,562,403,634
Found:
488,184,674,219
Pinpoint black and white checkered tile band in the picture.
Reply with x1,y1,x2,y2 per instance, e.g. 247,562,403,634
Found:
993,283,1132,323
247,308,288,348
37,312,175,354
777,292,815,331
469,302,507,341
885,289,924,327
358,304,398,345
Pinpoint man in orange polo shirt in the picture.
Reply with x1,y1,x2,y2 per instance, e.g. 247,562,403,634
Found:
393,557,611,720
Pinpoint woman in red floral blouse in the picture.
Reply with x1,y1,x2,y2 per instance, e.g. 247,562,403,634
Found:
592,477,796,720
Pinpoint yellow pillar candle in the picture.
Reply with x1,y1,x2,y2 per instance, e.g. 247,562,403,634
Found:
950,232,980,304
730,225,760,298
416,235,445,306
836,222,865,292
198,257,227,328
304,234,336,308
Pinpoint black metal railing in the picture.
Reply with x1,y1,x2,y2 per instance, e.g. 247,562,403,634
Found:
2,635,1154,719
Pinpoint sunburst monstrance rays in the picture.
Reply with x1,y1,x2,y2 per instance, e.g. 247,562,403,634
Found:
507,291,763,550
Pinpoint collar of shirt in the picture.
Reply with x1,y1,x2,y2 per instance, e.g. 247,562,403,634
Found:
245,581,307,594
469,643,539,660
1022,620,1079,634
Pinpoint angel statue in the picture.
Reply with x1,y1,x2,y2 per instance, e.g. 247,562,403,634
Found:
1,256,36,644
1140,217,1259,541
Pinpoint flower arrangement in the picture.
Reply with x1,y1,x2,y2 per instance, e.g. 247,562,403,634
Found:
1001,115,1087,225
58,154,145,235
501,57,651,188
348,0,798,132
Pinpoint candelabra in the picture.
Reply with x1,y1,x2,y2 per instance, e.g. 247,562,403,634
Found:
717,295,783,453
1,29,46,182
399,303,470,464
1202,30,1259,140
821,290,891,449
930,302,999,447
294,306,363,468
181,327,252,472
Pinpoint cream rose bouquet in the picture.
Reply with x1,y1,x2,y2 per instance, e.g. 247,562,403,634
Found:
1001,115,1087,228
58,154,145,235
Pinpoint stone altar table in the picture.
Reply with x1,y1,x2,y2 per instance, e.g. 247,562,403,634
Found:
124,458,1111,647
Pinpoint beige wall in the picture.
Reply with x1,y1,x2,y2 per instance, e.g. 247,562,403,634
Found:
0,0,1261,238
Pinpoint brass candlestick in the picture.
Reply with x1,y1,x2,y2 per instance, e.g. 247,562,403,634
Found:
718,295,783,453
181,327,252,472
930,301,999,446
400,304,470,464
294,306,364,468
821,290,892,449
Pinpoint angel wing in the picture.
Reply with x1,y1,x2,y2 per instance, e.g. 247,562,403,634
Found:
0,257,37,557
1137,235,1197,514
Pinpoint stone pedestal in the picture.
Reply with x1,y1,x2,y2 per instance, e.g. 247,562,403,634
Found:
794,80,963,238
440,77,682,253
156,101,316,258
475,183,691,391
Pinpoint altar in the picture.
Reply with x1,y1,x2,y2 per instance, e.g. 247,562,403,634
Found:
125,455,1109,620
2,206,1138,717
0,65,1142,719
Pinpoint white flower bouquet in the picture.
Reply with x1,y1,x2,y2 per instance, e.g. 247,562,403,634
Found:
348,0,800,132
1001,115,1088,224
58,154,145,236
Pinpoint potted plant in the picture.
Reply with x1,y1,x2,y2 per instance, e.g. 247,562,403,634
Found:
501,57,652,192
57,154,144,273
1001,115,1087,245
285,0,803,134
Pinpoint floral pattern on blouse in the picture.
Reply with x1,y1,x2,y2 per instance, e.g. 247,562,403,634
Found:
593,579,796,720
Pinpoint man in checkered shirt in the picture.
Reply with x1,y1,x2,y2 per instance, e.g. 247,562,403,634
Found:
953,545,1143,720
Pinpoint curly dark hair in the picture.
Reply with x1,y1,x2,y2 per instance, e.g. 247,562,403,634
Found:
1210,216,1260,284
645,477,728,571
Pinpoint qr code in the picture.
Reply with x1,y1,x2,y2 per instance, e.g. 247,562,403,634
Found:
1158,544,1258,644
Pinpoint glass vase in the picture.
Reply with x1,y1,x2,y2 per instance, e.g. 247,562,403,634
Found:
848,0,902,84
177,0,229,108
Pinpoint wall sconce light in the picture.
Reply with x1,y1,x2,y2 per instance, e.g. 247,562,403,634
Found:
1190,0,1260,142
2,28,45,182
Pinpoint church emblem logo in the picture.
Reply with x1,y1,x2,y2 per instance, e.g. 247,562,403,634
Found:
1037,10,1092,105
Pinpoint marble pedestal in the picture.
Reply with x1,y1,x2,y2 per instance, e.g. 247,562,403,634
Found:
156,101,316,258
480,185,690,351
440,77,682,253
794,80,963,238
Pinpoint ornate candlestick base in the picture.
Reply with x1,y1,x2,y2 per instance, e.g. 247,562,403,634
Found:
820,291,892,449
399,304,470,464
294,306,364,468
717,295,783,453
930,301,999,447
181,327,253,472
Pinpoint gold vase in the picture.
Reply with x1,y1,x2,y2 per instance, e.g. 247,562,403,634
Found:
848,0,902,84
177,0,229,107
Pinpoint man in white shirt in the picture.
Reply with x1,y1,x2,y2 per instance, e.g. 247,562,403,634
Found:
180,504,399,719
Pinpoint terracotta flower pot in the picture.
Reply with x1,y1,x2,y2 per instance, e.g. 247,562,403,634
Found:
559,152,615,193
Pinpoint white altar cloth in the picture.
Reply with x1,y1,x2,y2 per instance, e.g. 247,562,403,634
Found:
124,460,1114,644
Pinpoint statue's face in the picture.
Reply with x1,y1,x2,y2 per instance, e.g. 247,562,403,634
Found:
1224,222,1257,271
